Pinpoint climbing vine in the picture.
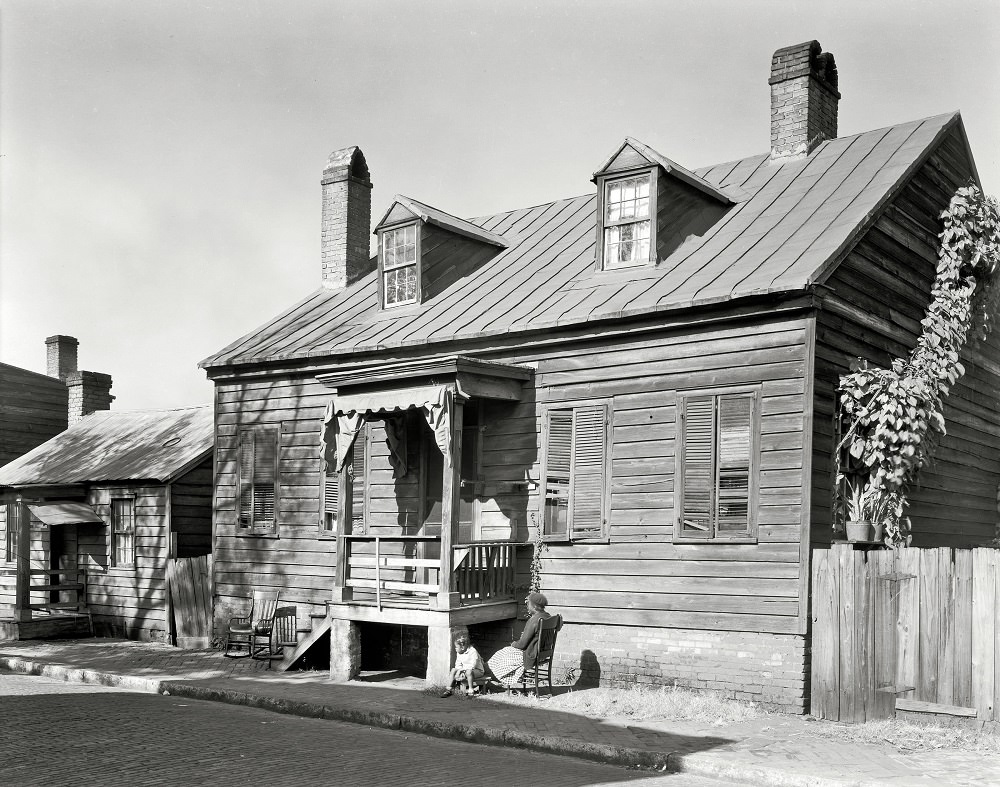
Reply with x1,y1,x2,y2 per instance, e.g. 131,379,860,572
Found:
837,184,1000,544
528,510,547,593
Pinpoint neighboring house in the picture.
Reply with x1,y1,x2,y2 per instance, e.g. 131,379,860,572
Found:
0,335,113,467
198,41,1000,712
0,406,213,644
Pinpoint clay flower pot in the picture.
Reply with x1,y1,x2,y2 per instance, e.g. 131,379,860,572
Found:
846,520,874,542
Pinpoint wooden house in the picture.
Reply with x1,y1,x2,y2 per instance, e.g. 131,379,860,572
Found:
0,406,213,644
199,41,1000,711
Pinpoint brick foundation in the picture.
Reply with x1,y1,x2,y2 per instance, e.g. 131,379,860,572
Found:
469,620,807,713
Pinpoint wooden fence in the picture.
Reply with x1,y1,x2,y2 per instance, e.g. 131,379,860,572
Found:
167,554,213,648
812,544,999,722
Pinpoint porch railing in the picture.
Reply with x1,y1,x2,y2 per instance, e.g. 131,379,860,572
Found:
340,536,516,609
27,568,88,616
452,542,516,604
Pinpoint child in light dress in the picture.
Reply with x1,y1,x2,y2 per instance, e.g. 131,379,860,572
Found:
441,631,485,697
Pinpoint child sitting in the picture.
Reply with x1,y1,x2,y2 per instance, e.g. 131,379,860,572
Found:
441,631,485,697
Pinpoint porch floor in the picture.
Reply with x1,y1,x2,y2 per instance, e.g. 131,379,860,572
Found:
0,614,92,642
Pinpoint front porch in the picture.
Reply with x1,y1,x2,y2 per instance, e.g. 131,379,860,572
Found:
319,357,533,684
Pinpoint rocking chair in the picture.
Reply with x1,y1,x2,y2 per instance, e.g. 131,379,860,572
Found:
224,590,280,659
519,614,563,697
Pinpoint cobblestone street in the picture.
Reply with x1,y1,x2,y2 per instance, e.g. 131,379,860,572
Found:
0,671,733,787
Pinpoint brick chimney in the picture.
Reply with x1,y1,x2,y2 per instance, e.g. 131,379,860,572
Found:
45,335,78,381
67,371,114,424
769,41,840,163
321,146,375,290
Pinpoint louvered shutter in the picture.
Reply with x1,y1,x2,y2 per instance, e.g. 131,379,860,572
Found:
320,461,338,534
238,430,254,529
716,395,752,534
569,405,607,540
350,425,367,533
252,427,278,532
543,411,572,539
680,396,714,537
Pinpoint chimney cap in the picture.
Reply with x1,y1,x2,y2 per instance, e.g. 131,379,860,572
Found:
769,40,840,98
45,334,79,346
322,146,371,185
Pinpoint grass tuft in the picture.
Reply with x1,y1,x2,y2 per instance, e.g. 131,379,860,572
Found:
486,683,765,724
825,719,1000,754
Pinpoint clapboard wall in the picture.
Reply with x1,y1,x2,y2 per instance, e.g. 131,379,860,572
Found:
171,458,214,557
83,484,171,641
211,309,812,643
811,123,1000,548
0,364,67,468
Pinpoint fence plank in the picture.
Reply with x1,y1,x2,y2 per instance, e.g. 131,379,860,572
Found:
995,551,1000,724
937,549,956,705
917,550,940,702
873,549,896,719
971,549,996,720
953,549,974,709
811,548,840,720
838,545,859,722
896,549,919,702
858,549,876,720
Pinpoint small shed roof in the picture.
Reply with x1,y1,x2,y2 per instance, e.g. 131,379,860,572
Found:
0,406,213,487
201,112,966,370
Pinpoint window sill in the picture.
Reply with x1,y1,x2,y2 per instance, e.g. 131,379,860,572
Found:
373,302,422,321
317,532,337,541
672,536,758,545
541,537,610,545
236,531,280,540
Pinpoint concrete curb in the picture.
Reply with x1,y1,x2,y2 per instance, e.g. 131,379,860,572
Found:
1,655,892,787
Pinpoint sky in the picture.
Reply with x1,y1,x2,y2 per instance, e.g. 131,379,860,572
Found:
1,0,998,411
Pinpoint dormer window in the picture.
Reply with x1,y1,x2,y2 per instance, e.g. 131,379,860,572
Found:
603,175,651,269
593,138,735,274
382,224,419,307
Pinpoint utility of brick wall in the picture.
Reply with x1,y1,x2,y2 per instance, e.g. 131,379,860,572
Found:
470,619,808,713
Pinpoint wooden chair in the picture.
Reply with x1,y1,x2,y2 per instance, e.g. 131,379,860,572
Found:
266,606,299,669
520,613,563,697
223,590,280,658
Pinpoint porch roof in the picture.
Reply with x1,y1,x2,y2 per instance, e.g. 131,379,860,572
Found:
27,502,104,527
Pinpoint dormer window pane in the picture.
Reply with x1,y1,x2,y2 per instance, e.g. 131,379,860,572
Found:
382,225,418,307
603,175,651,269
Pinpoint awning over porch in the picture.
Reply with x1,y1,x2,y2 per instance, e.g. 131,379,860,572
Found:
317,356,534,474
27,502,104,527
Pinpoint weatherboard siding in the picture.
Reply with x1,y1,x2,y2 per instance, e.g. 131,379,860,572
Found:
211,311,810,639
811,125,1000,547
171,458,213,557
82,485,170,641
212,377,336,633
0,364,67,467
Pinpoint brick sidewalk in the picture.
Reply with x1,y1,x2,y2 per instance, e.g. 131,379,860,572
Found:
0,638,996,786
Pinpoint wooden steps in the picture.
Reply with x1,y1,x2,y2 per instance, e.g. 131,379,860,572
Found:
270,610,332,672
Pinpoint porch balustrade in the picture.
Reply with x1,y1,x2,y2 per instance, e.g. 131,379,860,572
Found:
340,535,516,609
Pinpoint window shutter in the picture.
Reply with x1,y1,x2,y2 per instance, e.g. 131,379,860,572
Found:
680,396,715,537
252,428,277,532
716,395,752,534
320,462,338,534
350,425,367,533
570,405,607,540
543,410,572,539
238,430,254,529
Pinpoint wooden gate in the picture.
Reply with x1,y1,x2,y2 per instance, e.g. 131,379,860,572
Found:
167,554,213,648
811,544,999,722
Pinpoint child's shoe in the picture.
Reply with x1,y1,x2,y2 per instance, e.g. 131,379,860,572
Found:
440,688,453,698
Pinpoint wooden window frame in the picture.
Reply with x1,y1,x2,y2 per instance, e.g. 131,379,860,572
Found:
674,385,761,544
110,494,136,568
540,400,612,544
236,425,281,537
595,167,658,272
378,221,421,309
4,500,22,563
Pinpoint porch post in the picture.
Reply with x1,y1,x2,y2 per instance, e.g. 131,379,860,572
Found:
437,398,463,610
332,460,353,604
14,501,30,623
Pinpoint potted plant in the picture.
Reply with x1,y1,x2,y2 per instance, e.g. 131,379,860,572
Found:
840,475,897,542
